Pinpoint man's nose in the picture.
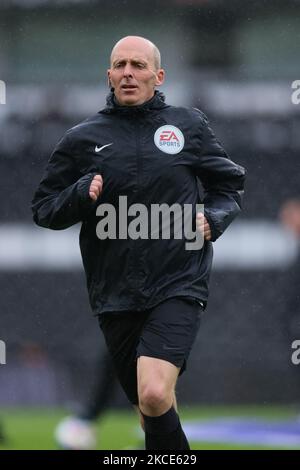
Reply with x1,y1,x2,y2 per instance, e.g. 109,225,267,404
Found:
123,63,133,77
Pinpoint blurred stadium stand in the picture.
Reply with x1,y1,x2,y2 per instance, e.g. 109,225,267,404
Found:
0,0,300,407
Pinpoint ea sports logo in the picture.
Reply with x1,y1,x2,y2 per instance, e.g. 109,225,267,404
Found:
154,125,185,155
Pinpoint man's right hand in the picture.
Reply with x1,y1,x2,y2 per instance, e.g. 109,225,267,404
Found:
89,174,103,201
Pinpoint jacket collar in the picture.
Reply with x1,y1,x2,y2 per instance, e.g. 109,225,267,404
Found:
99,90,168,115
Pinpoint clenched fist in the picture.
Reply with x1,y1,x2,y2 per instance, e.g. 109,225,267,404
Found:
89,174,103,201
196,212,212,241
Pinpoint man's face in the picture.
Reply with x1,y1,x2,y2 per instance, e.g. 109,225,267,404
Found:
108,43,164,106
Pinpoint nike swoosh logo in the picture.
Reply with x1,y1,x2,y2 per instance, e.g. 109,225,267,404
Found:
162,345,181,351
95,143,113,153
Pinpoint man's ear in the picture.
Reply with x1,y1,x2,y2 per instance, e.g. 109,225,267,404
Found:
155,69,165,87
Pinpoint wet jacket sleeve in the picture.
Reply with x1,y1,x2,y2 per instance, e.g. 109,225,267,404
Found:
195,115,246,241
31,133,97,230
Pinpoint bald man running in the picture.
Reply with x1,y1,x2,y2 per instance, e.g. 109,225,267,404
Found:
32,36,245,450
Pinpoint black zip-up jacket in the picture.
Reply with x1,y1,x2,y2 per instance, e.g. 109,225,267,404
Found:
32,91,246,315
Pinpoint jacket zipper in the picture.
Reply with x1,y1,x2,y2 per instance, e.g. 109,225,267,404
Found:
133,120,143,302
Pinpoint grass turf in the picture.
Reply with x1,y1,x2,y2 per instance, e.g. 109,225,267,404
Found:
0,406,299,450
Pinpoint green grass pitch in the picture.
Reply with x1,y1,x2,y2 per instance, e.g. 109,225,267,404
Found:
0,406,299,450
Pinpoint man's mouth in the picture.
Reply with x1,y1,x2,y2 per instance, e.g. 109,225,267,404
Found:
121,84,138,90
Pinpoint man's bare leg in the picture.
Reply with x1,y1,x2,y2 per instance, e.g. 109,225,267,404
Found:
134,356,189,450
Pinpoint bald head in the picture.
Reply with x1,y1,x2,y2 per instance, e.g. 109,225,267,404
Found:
107,35,165,106
110,36,161,70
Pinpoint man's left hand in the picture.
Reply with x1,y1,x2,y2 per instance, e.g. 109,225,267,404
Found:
196,212,212,241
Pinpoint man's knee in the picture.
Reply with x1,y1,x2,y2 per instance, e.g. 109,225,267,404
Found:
139,382,172,413
137,356,179,415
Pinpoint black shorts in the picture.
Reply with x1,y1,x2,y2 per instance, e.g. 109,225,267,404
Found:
97,296,203,405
